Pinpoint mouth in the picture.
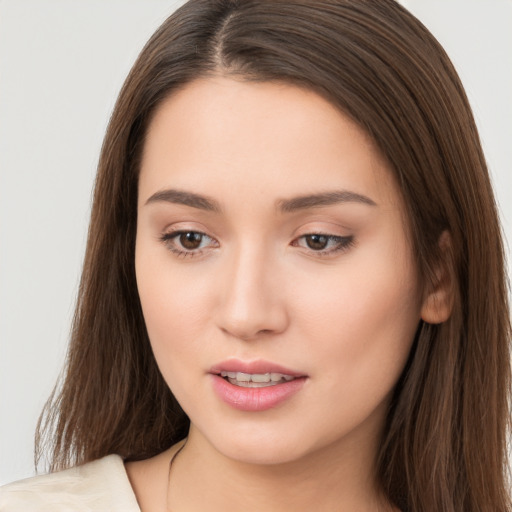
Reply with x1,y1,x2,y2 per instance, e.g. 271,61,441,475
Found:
218,371,296,388
210,359,307,411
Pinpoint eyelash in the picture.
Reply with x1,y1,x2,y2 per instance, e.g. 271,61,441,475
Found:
159,230,354,258
291,233,354,255
159,231,218,259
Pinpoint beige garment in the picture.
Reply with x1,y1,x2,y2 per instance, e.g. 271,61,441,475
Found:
0,455,141,512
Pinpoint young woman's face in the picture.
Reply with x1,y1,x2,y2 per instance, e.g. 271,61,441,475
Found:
136,77,426,465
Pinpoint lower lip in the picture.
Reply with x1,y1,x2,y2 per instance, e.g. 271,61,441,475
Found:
210,374,306,412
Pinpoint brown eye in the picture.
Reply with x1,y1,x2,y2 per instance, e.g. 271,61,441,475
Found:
305,234,329,250
160,230,218,257
293,233,354,255
179,232,203,250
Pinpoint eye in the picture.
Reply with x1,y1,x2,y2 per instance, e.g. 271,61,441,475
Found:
293,233,354,255
160,230,218,257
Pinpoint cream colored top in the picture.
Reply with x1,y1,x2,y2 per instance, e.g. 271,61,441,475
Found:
0,455,140,511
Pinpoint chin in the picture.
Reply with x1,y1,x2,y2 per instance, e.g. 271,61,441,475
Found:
200,424,314,466
221,441,307,466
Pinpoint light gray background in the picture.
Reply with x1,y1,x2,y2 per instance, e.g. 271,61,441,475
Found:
1,0,511,484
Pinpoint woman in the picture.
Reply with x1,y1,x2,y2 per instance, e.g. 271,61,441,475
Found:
1,0,510,511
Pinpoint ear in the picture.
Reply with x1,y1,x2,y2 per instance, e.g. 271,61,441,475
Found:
420,231,454,324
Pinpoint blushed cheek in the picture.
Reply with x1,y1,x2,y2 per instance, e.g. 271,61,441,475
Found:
137,286,199,401
136,256,214,367
139,281,196,343
297,253,421,377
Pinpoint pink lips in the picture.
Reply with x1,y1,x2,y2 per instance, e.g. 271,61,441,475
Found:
210,359,307,412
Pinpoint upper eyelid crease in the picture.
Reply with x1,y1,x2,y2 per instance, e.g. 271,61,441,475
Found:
144,188,376,213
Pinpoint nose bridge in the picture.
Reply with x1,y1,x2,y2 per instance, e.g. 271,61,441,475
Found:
217,239,287,340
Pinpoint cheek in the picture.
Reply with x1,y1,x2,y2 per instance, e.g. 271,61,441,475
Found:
292,239,421,389
135,243,213,372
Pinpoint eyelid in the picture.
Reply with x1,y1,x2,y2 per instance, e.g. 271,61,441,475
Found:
159,228,219,258
157,223,354,259
291,220,351,237
291,232,355,256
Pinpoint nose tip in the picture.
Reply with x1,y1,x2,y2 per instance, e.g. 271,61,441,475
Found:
215,254,289,341
218,293,288,341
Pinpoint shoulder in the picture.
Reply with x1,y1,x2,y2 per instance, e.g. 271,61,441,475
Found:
0,455,140,512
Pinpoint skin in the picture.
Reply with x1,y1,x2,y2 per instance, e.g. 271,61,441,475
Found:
127,77,446,511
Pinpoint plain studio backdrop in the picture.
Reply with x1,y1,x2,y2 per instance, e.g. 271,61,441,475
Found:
0,0,511,484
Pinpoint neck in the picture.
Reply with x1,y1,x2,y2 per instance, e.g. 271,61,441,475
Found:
167,426,395,512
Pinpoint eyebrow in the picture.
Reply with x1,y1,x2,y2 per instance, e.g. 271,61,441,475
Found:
144,188,377,213
277,190,377,212
145,189,222,212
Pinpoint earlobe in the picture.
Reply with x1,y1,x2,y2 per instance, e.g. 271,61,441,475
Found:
420,231,454,324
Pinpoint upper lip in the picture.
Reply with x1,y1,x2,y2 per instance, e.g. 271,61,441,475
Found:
210,358,306,377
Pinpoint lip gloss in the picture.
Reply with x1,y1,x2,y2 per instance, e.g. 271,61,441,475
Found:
210,374,306,411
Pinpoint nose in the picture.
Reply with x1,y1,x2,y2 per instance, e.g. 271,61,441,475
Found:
215,245,289,341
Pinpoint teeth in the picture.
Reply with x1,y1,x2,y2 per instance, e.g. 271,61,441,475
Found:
219,371,296,386
229,380,273,388
250,373,271,383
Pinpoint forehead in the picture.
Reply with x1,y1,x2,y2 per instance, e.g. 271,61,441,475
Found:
139,77,403,211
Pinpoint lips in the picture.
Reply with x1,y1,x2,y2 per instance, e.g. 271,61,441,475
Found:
220,371,295,387
210,359,305,378
210,359,307,411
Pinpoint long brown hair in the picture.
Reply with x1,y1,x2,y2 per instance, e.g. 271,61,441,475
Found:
36,1,511,510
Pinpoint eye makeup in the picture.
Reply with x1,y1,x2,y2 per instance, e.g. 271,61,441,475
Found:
159,229,355,260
